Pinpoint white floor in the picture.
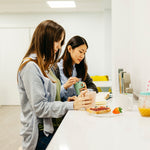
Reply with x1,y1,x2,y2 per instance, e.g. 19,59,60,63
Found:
0,106,22,150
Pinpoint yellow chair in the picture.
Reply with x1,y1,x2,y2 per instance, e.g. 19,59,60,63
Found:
91,75,109,81
97,87,102,92
108,88,112,93
97,87,112,93
91,75,112,93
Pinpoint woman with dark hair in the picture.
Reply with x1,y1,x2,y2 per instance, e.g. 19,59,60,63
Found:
54,35,98,101
17,21,93,150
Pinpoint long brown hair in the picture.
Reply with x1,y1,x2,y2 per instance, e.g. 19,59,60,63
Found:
60,35,88,81
18,20,65,77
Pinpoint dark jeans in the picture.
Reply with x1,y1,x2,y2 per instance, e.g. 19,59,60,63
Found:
35,130,54,150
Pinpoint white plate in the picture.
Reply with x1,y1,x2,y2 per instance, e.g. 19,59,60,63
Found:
88,111,123,117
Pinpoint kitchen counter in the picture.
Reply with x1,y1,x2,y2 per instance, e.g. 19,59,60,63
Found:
47,107,150,150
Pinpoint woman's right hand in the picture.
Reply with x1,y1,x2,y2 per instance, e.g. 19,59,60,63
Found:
63,77,79,90
73,91,93,110
73,97,93,110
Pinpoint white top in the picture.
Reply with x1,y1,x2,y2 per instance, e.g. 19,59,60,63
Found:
57,59,77,101
47,106,150,150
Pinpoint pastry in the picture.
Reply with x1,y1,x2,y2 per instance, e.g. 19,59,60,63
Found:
86,106,111,114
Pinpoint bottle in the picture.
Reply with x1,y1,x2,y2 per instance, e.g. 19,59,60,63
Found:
138,92,150,117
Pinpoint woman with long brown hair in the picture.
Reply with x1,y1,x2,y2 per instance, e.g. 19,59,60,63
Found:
17,21,93,150
54,35,98,102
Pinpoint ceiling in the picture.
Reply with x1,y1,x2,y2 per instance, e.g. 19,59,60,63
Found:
0,0,111,13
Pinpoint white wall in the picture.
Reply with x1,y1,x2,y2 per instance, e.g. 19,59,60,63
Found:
130,0,150,93
0,28,30,105
0,12,111,105
112,0,150,94
112,0,131,93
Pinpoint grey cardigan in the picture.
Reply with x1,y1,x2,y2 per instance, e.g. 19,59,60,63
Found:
17,61,73,150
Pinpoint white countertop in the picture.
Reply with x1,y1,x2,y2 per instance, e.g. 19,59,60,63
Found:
47,106,150,150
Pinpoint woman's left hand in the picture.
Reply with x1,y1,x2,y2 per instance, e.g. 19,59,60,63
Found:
79,82,87,92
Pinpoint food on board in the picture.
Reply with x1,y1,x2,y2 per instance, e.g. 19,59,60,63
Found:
86,106,111,114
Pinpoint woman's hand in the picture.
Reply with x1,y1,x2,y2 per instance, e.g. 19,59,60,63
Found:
73,97,93,110
73,91,94,110
63,77,79,90
67,96,77,102
79,82,87,92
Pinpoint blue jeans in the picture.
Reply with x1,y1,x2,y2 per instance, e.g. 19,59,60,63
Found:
35,130,54,150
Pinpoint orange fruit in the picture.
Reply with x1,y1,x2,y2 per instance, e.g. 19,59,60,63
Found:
112,107,122,114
